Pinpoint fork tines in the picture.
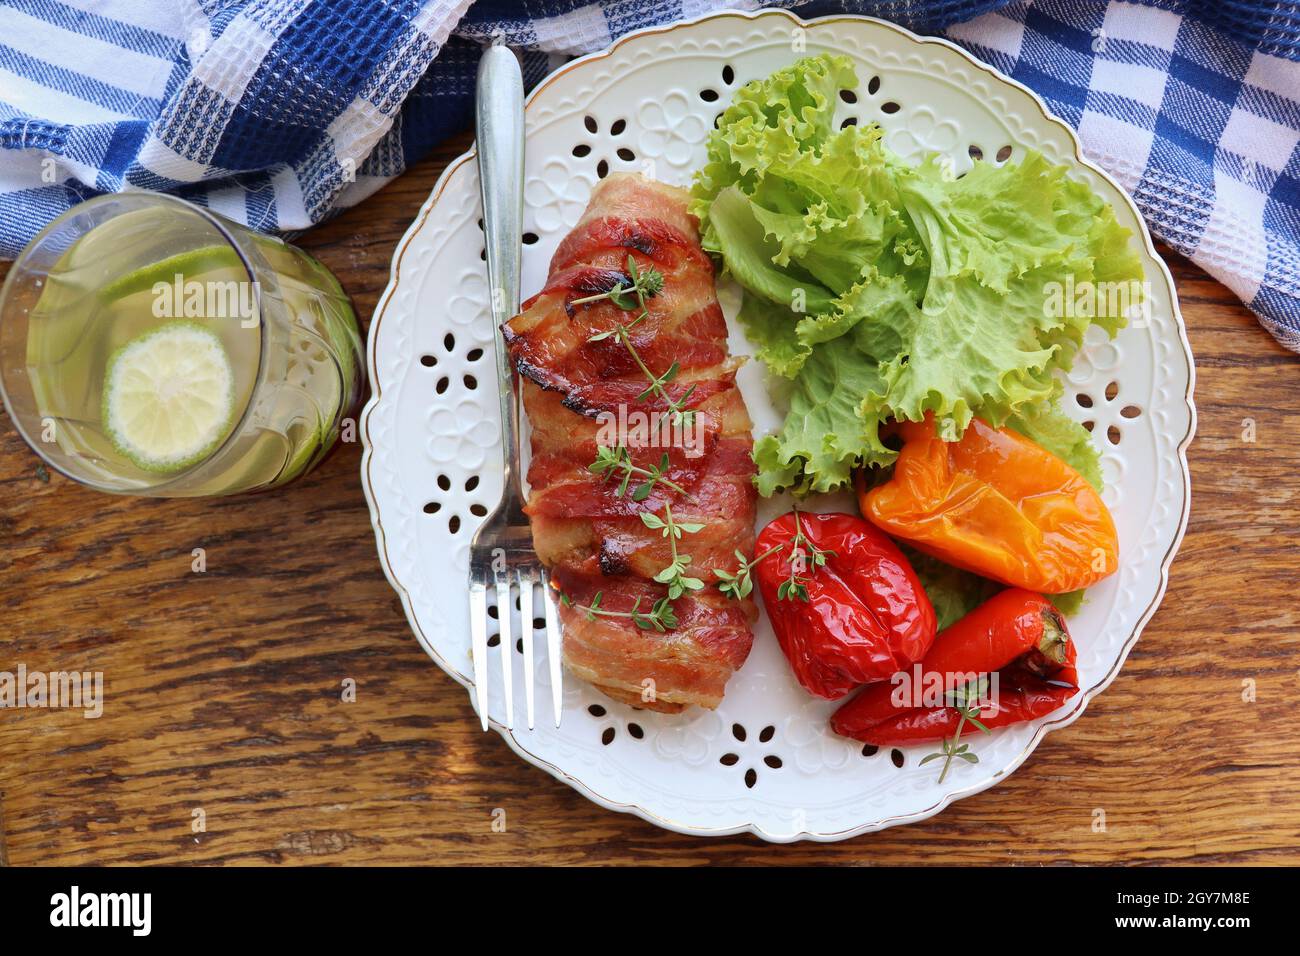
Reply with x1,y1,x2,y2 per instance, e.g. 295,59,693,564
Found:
469,564,563,731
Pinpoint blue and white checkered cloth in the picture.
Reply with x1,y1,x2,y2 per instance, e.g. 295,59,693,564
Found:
1,1,1298,348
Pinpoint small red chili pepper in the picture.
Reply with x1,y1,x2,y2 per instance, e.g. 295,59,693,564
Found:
830,588,1079,744
754,511,936,700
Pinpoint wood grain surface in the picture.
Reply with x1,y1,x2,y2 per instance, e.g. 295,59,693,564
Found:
1,131,1298,866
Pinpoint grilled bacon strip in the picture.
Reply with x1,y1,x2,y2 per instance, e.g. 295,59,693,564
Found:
503,174,757,712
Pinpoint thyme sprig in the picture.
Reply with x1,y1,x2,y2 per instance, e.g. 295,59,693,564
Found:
561,591,678,632
641,503,705,600
714,543,785,601
570,259,700,632
577,255,695,427
588,444,691,502
777,506,835,602
570,255,665,311
920,676,993,784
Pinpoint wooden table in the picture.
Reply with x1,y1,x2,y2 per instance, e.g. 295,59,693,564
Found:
2,132,1298,866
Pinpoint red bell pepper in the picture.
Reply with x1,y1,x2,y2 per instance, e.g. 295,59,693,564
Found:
753,510,936,700
831,588,1079,744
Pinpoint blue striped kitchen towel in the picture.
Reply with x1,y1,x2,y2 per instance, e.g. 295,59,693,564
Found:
1,1,1298,348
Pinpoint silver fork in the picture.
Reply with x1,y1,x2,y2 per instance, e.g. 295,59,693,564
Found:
467,43,563,732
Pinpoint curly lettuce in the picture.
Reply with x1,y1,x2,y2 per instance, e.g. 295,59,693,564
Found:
691,53,1144,495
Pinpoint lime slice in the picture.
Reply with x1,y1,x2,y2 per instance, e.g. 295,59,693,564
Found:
99,245,243,304
102,321,236,474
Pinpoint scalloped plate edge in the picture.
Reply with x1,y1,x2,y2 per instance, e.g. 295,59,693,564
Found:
360,7,1198,842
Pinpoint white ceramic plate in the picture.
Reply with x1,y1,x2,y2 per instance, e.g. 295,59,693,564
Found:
361,9,1196,841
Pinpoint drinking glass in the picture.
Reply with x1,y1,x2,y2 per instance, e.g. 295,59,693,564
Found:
0,193,363,495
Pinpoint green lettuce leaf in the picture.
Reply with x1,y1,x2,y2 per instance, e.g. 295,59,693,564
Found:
752,324,893,496
735,292,810,379
1048,589,1087,617
708,186,836,319
691,52,862,242
691,52,1144,496
900,545,1000,632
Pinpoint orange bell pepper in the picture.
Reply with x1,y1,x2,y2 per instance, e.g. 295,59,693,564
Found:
857,416,1118,593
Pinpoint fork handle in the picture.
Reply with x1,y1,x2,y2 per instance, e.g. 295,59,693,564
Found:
475,43,526,500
